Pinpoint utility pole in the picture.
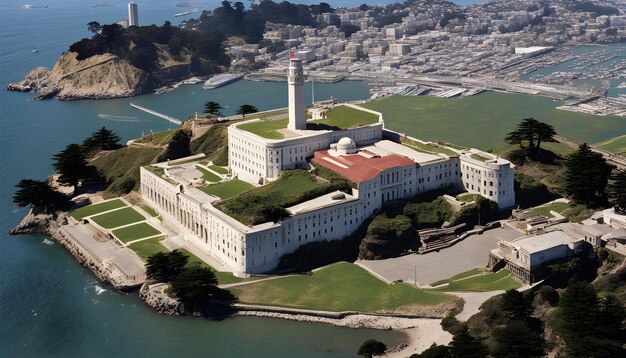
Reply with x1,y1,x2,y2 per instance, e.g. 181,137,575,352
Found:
311,80,315,105
414,264,417,287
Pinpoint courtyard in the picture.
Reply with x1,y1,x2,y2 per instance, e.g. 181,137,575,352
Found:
358,226,523,285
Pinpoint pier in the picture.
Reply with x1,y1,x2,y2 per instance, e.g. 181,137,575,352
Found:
130,103,182,125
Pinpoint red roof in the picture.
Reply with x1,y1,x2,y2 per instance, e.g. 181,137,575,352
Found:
312,150,415,184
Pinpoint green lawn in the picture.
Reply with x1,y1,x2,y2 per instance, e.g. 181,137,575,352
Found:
112,222,161,243
209,165,229,174
199,179,254,200
140,204,158,217
71,199,126,220
431,268,486,286
230,262,455,313
363,93,626,151
596,134,626,155
310,105,379,129
471,154,491,162
196,165,221,183
526,202,570,218
217,170,332,225
90,207,146,229
401,137,458,156
237,119,288,139
128,238,169,261
433,269,521,292
457,194,481,203
177,248,243,285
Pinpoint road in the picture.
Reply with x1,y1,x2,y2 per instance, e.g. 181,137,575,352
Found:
554,135,626,169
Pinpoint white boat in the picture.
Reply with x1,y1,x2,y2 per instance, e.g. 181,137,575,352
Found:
180,76,203,85
175,10,197,17
203,73,244,90
32,46,38,53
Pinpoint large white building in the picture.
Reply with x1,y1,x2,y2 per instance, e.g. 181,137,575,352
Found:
140,56,516,276
128,2,138,27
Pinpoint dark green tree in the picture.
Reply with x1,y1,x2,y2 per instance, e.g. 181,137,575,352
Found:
448,325,488,358
608,169,626,213
534,121,557,152
492,320,545,358
87,21,101,34
563,143,614,206
204,101,223,115
170,264,219,306
598,294,626,341
146,250,189,282
357,339,387,357
51,143,96,191
499,289,533,321
82,127,122,154
12,179,69,210
505,118,556,157
236,104,258,118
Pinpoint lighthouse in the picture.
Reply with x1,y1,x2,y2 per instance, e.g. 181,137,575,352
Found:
287,52,306,130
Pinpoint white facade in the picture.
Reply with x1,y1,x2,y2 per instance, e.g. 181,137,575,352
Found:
128,2,138,27
287,57,306,130
228,108,383,184
459,149,515,210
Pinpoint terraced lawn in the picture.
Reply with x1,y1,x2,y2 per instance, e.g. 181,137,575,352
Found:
209,165,229,174
230,262,455,313
112,222,161,243
90,207,146,229
526,202,570,218
433,269,521,292
128,238,169,261
140,204,158,217
199,179,254,200
71,199,126,220
431,268,485,286
196,165,221,183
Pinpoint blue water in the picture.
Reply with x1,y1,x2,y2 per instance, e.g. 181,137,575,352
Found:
0,1,403,357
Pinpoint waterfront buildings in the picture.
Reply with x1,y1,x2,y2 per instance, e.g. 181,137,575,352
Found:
140,58,516,276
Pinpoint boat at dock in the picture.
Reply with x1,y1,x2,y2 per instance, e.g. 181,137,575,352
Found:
203,73,244,90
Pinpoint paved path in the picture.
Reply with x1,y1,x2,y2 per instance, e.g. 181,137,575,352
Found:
359,226,523,285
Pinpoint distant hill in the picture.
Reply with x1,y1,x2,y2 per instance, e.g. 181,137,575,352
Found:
7,22,229,100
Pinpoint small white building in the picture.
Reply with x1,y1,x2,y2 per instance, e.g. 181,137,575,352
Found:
488,231,582,283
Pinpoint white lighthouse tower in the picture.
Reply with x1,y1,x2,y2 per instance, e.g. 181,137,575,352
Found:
287,52,306,130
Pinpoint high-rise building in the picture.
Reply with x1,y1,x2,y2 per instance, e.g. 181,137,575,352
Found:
287,52,306,130
128,2,138,27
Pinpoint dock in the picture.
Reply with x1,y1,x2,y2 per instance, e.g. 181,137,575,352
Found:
130,103,182,125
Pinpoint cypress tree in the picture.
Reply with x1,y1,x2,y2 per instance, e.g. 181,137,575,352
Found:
449,325,488,358
608,169,626,213
563,143,614,206
499,289,533,321
493,320,545,358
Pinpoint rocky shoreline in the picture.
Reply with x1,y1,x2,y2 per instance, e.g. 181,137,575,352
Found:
10,206,141,291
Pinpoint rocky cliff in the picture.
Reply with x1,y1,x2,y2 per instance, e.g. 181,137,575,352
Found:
6,44,204,100
7,52,149,100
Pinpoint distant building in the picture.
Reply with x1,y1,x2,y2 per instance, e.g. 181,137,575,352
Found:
117,19,129,29
128,2,138,27
389,43,410,56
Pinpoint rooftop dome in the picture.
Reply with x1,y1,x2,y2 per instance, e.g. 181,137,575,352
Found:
336,137,357,155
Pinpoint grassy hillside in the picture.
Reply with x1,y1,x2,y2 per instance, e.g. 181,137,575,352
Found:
92,146,163,195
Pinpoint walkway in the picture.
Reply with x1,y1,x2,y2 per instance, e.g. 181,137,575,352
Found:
130,103,182,125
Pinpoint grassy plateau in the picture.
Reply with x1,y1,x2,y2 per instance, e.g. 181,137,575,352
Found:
230,262,455,313
90,207,146,229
